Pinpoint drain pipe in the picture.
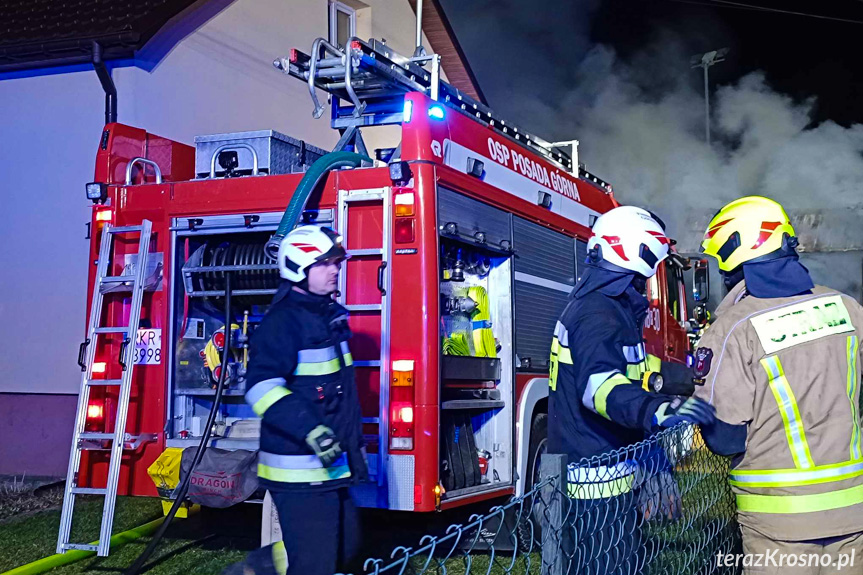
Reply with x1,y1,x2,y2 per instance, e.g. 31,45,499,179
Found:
92,41,117,124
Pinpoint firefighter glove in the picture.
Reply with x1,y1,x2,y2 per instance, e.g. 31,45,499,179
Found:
653,396,715,428
306,425,343,467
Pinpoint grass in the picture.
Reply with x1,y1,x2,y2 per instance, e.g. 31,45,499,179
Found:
0,477,537,575
0,489,255,575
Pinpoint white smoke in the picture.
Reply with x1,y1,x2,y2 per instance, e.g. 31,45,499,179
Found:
559,45,863,253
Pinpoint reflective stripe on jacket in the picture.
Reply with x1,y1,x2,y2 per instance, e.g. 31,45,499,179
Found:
694,281,863,540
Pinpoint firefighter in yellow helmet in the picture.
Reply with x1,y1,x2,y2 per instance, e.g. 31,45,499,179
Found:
694,196,863,574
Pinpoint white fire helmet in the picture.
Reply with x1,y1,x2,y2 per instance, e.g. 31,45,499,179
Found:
587,206,670,277
278,225,348,282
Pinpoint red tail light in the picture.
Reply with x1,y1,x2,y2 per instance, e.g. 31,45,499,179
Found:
390,360,415,450
394,191,416,244
86,402,105,431
87,404,104,420
394,219,415,243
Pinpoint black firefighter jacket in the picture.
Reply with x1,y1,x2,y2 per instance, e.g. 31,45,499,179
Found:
245,284,366,492
549,274,668,464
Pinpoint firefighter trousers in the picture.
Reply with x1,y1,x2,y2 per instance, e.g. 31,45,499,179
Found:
740,524,863,575
272,487,361,575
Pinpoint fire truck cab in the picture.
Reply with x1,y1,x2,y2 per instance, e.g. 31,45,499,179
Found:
73,37,704,521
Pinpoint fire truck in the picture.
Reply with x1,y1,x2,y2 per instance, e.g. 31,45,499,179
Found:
57,34,708,555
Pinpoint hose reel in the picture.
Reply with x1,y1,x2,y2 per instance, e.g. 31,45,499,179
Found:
182,239,279,306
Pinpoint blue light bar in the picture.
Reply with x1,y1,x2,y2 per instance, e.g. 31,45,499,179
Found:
428,105,445,120
403,100,413,123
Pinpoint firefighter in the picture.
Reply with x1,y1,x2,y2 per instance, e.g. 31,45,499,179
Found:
237,225,366,575
694,196,863,574
549,206,715,574
549,205,715,465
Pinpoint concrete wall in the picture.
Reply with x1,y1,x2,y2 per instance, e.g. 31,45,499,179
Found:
804,251,863,303
0,0,433,397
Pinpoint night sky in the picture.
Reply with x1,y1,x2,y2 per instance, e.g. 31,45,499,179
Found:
439,0,863,133
592,0,863,127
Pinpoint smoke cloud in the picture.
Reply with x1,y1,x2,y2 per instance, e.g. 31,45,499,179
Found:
547,43,863,253
439,0,863,296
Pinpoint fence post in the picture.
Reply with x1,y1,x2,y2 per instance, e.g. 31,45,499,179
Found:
541,453,568,575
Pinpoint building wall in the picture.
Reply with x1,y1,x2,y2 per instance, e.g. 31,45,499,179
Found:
0,0,437,476
0,394,76,478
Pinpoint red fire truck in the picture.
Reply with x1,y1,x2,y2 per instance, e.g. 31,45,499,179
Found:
60,36,706,554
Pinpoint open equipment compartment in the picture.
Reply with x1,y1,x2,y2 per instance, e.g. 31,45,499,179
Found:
437,187,515,498
165,210,332,450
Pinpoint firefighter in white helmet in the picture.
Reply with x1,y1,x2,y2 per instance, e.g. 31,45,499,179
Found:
694,196,863,574
235,225,366,575
549,206,715,465
548,205,715,573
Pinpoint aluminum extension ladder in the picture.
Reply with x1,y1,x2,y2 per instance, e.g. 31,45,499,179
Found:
56,220,153,557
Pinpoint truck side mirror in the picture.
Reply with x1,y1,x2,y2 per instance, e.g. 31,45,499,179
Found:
693,259,709,302
694,303,708,325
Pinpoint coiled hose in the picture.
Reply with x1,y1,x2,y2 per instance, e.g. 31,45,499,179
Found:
264,151,371,260
443,333,470,356
468,286,496,358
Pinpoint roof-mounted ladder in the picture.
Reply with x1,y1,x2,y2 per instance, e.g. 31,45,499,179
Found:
274,36,613,191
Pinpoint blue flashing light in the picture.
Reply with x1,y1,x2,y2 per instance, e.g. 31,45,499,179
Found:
428,105,446,120
403,100,413,123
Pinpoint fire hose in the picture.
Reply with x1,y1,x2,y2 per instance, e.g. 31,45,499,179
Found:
124,274,234,575
1,518,165,575
265,151,371,259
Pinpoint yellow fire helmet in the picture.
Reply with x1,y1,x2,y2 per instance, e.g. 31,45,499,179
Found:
701,196,796,272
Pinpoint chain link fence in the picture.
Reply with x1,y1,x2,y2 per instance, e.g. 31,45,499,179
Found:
339,424,741,575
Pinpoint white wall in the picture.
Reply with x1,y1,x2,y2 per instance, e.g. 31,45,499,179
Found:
0,71,105,394
0,0,440,393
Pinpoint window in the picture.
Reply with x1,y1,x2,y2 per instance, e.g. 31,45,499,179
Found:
575,239,588,282
646,274,660,305
665,261,684,322
329,1,356,49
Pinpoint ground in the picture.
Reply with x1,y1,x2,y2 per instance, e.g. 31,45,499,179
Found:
0,476,253,575
0,476,517,575
0,474,729,575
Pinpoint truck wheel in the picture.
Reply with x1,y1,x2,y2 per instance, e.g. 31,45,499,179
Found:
516,412,547,552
